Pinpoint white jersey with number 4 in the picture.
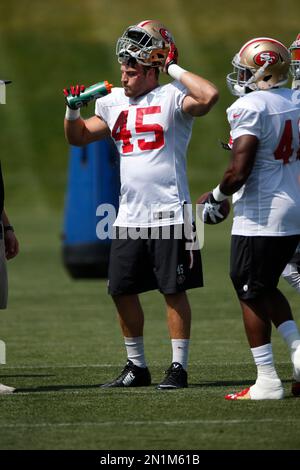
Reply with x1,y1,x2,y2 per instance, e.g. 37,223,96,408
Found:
227,88,300,236
95,83,194,227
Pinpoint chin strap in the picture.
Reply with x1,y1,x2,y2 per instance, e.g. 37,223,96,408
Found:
233,83,246,95
246,60,271,88
234,60,273,95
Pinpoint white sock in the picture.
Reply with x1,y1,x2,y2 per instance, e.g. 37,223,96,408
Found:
171,339,189,371
249,344,283,399
277,320,300,355
251,343,274,366
124,336,147,368
278,321,300,381
251,343,279,380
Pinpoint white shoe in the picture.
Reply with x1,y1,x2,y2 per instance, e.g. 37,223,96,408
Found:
225,377,284,400
249,377,284,400
292,346,300,381
0,383,15,394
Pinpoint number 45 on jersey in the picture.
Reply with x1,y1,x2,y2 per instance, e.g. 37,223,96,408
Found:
112,106,165,154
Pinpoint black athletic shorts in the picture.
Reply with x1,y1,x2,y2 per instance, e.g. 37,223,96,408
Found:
230,234,300,300
108,224,203,295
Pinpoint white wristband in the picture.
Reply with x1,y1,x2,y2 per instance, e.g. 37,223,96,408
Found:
65,107,80,121
212,185,228,202
167,64,187,82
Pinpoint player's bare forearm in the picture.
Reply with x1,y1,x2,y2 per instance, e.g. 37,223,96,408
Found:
164,43,218,116
181,71,219,116
64,115,111,147
219,135,258,195
64,117,87,146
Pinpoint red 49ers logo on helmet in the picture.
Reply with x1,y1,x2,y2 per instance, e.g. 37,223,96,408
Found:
159,28,173,43
294,33,300,45
254,50,279,66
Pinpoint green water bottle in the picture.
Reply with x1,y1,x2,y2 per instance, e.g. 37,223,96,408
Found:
66,81,113,109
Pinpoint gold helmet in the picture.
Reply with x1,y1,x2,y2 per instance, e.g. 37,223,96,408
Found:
289,33,300,82
227,37,291,96
116,20,174,68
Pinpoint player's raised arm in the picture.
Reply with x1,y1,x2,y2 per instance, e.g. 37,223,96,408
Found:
163,43,219,116
63,83,111,147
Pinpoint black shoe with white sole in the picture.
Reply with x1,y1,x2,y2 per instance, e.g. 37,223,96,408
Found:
101,359,151,388
157,362,188,390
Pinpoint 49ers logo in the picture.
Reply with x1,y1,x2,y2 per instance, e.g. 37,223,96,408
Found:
159,28,173,43
292,33,300,46
254,50,279,66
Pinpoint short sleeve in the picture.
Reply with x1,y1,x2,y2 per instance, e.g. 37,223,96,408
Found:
227,106,261,140
95,98,105,121
172,81,189,111
171,82,194,124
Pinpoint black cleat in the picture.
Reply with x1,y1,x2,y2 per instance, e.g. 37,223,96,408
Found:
157,362,188,390
101,359,151,388
292,381,300,397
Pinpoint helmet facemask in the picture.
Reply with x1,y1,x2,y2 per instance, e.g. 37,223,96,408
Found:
116,21,172,68
289,34,300,88
226,54,256,96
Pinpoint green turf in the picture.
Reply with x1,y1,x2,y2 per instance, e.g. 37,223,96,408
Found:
0,211,299,450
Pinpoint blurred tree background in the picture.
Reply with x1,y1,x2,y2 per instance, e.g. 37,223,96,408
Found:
0,0,298,216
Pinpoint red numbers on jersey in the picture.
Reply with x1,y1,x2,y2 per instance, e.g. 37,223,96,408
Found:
112,106,164,154
274,119,300,164
111,110,133,153
136,107,164,151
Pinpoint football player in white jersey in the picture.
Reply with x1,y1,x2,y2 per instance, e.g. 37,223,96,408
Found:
222,35,300,295
281,34,300,294
202,37,300,400
64,20,218,389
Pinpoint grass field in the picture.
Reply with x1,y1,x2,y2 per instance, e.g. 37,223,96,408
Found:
0,211,299,450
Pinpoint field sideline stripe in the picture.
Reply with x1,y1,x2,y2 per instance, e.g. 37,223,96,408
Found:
1,418,300,429
0,361,292,369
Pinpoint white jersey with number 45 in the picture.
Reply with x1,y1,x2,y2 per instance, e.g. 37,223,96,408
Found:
95,83,194,227
227,88,300,236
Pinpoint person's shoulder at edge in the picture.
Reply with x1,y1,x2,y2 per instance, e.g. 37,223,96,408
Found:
227,90,270,114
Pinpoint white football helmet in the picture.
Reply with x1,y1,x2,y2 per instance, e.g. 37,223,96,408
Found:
289,33,300,86
116,20,174,68
227,37,291,96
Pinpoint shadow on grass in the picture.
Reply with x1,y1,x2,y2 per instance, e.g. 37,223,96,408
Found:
189,378,294,387
0,374,55,378
8,381,266,393
189,380,253,387
6,379,295,393
14,383,101,393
